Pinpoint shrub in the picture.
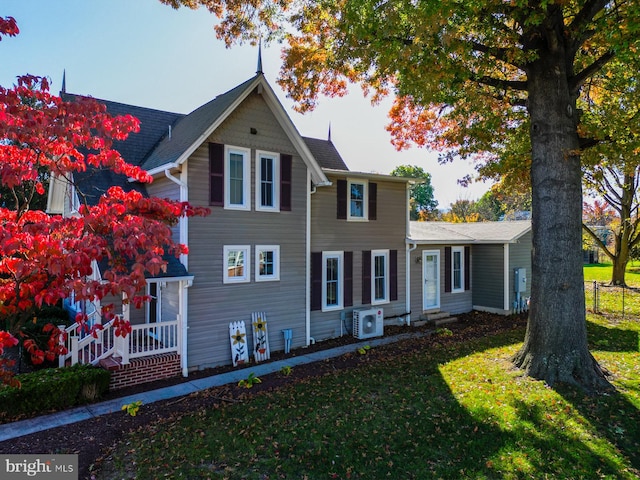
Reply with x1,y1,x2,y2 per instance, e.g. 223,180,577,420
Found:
0,364,110,421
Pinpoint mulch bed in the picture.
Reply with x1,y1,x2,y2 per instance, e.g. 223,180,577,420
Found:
0,312,527,479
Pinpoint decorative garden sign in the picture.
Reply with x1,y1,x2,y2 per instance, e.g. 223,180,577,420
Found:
229,321,249,367
251,312,270,362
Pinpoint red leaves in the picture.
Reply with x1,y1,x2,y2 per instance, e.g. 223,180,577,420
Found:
0,16,19,40
0,62,209,384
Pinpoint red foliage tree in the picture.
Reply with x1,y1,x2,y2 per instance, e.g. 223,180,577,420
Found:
0,17,208,380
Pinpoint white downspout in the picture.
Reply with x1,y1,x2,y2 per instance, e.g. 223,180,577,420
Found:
405,182,415,325
164,168,189,269
306,170,312,346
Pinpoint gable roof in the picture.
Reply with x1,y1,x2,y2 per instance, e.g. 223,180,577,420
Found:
302,137,349,171
409,220,531,244
140,74,329,186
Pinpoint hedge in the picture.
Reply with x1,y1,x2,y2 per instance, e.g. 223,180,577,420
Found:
0,364,111,421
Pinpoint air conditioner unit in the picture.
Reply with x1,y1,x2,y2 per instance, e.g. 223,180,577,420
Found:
353,308,384,339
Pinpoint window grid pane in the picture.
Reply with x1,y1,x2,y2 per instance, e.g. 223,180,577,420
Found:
259,250,274,276
326,257,339,306
227,250,244,278
229,153,244,205
260,157,274,207
453,251,462,289
350,183,364,217
374,255,386,300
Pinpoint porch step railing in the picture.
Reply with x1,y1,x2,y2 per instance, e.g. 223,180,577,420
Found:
58,319,116,367
59,319,180,368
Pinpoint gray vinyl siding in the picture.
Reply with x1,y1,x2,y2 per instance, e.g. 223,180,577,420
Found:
408,245,473,321
472,244,505,310
146,175,181,239
509,230,532,307
185,90,308,370
310,176,408,341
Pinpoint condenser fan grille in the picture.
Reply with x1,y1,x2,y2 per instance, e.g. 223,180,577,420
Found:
353,308,383,339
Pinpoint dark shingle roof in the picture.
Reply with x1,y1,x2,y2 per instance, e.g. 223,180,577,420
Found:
302,137,349,171
141,76,260,171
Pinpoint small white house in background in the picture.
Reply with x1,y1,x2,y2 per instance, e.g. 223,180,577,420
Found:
407,220,532,318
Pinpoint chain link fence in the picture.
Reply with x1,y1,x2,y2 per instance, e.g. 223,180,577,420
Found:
585,281,640,318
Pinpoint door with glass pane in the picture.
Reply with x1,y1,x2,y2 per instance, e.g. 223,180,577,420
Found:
423,250,440,310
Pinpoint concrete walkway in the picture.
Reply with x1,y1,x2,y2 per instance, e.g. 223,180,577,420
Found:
0,331,427,442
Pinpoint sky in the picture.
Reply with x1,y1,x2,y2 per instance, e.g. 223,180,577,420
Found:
0,0,492,207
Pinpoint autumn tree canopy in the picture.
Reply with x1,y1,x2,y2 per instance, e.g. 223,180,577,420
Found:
0,17,208,378
162,0,639,391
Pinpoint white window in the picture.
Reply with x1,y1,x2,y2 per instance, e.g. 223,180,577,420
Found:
322,251,343,311
255,151,280,211
452,246,464,293
372,249,390,305
255,245,280,282
347,179,368,221
225,146,250,210
223,245,250,283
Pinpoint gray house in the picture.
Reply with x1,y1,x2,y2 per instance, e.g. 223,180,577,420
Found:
407,221,532,318
47,64,533,388
48,69,413,387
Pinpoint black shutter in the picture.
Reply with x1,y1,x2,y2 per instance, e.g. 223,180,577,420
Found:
464,246,471,291
337,179,347,219
368,182,377,220
281,154,292,211
344,251,353,307
390,249,398,301
362,250,371,304
311,252,322,311
444,246,452,293
209,143,224,206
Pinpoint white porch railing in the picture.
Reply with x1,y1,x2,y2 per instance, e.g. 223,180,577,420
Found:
58,319,116,367
59,319,180,367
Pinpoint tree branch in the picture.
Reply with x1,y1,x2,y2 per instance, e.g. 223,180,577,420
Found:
570,50,616,92
582,223,614,260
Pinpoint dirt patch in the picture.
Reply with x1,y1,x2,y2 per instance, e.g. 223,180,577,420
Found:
0,312,527,479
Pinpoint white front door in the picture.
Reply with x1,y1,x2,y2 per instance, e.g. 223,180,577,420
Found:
423,250,440,310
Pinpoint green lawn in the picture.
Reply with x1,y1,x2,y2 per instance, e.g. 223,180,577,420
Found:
584,261,640,286
98,305,640,478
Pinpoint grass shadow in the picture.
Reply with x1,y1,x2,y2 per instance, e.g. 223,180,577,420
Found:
99,317,640,479
558,385,640,473
587,320,640,352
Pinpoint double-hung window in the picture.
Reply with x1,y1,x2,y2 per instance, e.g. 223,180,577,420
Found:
255,245,280,282
452,246,464,293
223,245,250,283
322,251,343,311
256,151,279,211
225,146,250,210
371,249,390,305
347,179,368,220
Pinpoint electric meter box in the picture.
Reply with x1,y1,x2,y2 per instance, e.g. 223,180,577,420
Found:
514,268,527,293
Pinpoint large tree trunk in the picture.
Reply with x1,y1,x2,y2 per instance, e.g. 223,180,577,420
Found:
512,28,610,391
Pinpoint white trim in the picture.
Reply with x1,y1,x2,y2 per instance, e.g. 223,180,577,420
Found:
255,150,280,212
451,246,465,293
347,178,368,221
255,245,280,282
371,249,390,305
223,245,250,283
224,145,251,210
306,169,312,345
422,250,440,311
503,243,510,311
322,251,344,312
